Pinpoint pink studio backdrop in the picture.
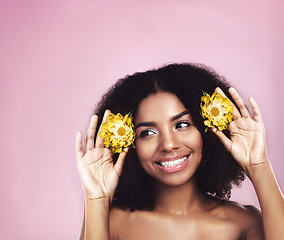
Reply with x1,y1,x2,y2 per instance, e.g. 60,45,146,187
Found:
1,1,283,239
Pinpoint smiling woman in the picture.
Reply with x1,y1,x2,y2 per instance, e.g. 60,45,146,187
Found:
92,64,244,210
135,92,203,186
75,63,284,240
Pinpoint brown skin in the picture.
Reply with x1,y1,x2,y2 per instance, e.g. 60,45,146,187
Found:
110,200,263,240
134,92,203,188
76,88,283,240
109,92,263,240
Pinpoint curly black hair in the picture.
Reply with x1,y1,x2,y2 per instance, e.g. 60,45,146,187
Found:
93,63,245,211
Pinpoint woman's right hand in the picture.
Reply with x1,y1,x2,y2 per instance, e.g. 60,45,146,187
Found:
75,110,128,201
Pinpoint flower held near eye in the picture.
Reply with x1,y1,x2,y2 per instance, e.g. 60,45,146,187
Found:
200,91,234,131
100,113,135,153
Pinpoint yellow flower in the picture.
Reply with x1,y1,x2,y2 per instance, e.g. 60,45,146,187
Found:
200,91,234,131
100,113,136,153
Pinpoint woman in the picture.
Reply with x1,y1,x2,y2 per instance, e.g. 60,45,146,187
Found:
76,63,284,239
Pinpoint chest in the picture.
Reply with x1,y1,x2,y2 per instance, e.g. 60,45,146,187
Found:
117,214,244,240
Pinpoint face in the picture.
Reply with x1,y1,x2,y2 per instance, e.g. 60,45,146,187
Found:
135,92,203,186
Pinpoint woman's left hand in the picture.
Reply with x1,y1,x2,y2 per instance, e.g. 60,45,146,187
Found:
214,87,268,173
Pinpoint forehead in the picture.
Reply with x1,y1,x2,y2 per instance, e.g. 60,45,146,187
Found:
135,92,188,122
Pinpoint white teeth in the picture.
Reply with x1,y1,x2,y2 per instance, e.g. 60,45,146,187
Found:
160,156,187,168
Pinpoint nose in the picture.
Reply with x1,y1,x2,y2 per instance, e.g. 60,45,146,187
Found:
158,128,180,152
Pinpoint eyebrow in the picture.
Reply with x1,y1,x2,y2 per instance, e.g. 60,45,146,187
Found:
135,110,190,129
134,121,157,129
170,110,190,121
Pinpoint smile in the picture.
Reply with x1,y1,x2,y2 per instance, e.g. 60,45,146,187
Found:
155,155,190,173
158,156,187,167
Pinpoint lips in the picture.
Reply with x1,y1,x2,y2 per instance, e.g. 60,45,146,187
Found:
155,155,190,173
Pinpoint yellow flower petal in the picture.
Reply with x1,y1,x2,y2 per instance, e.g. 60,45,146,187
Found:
100,112,136,153
200,91,233,131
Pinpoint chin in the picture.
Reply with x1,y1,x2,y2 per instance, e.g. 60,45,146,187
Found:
155,172,197,187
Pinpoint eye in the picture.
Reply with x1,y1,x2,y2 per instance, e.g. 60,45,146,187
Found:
137,129,156,138
175,121,191,129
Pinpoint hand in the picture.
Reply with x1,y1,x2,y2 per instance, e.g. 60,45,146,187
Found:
214,87,268,173
75,110,128,201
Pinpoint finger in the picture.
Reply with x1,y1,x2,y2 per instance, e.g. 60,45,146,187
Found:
228,87,251,118
215,87,241,120
86,115,98,151
75,131,84,160
114,147,129,176
95,109,111,148
212,128,232,152
249,97,263,123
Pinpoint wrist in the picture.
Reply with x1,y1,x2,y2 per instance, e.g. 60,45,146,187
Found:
84,196,111,240
85,196,111,208
245,158,270,180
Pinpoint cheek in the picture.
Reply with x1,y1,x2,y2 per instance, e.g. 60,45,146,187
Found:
183,131,203,153
135,139,157,164
194,135,203,152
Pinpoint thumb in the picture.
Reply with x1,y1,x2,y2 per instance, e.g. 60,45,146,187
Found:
114,147,129,176
213,128,232,152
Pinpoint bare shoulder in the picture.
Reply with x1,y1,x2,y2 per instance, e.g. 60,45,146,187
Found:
109,207,133,240
214,200,264,239
110,207,127,238
109,207,161,240
219,201,262,223
110,207,153,227
110,206,130,221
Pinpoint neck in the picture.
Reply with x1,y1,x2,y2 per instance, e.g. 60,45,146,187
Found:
154,177,206,215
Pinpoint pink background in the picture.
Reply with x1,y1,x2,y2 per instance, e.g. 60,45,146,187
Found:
1,1,284,239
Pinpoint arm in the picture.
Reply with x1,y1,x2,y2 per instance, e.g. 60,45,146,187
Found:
75,110,127,240
215,87,284,240
247,160,284,239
